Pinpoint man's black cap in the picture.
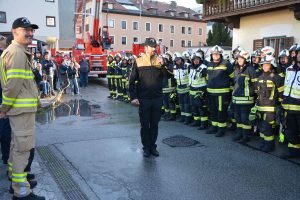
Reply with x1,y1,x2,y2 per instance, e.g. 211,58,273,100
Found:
12,17,39,29
142,38,157,48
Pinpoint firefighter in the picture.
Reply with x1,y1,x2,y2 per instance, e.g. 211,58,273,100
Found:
188,52,208,129
206,45,234,137
121,56,129,102
125,55,135,102
289,43,298,65
231,50,257,143
173,52,192,124
182,51,191,64
231,46,242,66
161,53,176,121
0,17,45,200
278,49,291,74
281,44,300,159
107,54,116,99
114,53,123,100
255,55,284,152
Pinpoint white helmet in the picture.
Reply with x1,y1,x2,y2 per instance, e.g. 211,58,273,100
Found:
182,51,190,60
261,46,275,57
232,46,242,54
278,49,289,58
260,55,277,67
237,50,250,61
210,45,223,54
173,52,182,61
191,52,203,61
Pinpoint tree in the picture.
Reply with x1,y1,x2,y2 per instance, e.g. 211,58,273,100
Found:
206,22,232,46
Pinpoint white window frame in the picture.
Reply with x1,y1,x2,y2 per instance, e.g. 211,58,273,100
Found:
181,40,186,47
133,37,139,43
187,41,192,47
110,35,115,45
121,36,127,45
188,26,192,35
46,16,56,27
121,20,127,30
158,24,164,33
170,39,174,47
198,28,202,35
133,21,139,31
170,25,175,34
108,19,115,29
145,22,151,32
181,26,186,34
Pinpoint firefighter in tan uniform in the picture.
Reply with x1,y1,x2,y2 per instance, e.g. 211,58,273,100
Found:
0,17,45,200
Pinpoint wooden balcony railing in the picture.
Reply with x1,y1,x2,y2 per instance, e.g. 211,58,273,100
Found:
203,0,300,20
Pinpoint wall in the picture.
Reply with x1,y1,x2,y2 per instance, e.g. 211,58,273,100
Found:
233,9,300,51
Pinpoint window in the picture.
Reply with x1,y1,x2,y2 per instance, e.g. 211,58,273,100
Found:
170,25,175,34
184,13,189,18
146,22,151,31
108,19,115,28
198,28,202,35
187,41,192,47
158,24,163,32
110,36,115,45
86,8,92,14
133,21,139,30
133,37,138,43
181,26,185,34
121,20,127,29
121,36,127,45
170,40,174,47
170,11,175,17
107,3,114,9
46,16,56,27
188,27,192,34
0,11,6,23
181,40,185,47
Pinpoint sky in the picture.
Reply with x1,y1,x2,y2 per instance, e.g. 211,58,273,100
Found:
156,0,199,8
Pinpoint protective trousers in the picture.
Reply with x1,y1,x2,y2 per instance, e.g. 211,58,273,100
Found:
8,113,36,198
139,98,162,151
208,94,230,131
234,104,252,138
162,92,176,117
122,78,128,100
178,92,191,121
190,92,208,125
107,75,116,98
285,112,300,156
0,118,11,163
115,76,123,98
258,111,276,148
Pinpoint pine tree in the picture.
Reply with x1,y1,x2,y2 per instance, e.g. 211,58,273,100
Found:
206,23,232,46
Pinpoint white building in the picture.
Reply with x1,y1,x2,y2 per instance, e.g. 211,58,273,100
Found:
0,0,60,50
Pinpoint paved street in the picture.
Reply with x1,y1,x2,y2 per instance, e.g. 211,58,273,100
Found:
1,78,300,200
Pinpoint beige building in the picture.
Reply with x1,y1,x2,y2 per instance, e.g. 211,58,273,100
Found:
76,0,206,53
202,0,300,56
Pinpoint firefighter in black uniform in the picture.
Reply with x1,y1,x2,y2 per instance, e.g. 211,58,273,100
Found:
114,53,123,100
161,53,176,120
278,49,291,74
173,52,192,124
129,38,167,158
206,45,234,137
232,50,257,143
188,51,208,129
256,55,284,152
107,54,116,99
289,44,298,66
121,56,129,102
282,44,300,159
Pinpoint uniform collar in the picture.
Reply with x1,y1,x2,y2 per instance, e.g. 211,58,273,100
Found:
11,40,32,56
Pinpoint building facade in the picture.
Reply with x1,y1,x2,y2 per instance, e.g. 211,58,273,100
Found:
201,0,300,56
0,0,60,50
75,0,207,53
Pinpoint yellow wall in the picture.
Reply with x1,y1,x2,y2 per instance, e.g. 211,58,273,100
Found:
233,9,300,51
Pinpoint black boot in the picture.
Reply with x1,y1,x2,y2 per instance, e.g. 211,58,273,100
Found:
198,122,208,130
262,141,275,153
259,139,265,150
239,135,250,144
177,116,185,123
190,120,201,127
184,117,192,125
232,128,243,141
167,114,176,121
10,180,37,194
215,128,226,137
206,126,217,134
13,193,45,200
227,122,236,131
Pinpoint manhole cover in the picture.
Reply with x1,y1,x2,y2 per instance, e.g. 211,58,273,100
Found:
163,135,200,147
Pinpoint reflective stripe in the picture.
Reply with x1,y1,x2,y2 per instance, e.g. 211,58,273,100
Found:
244,77,249,97
211,121,218,126
170,110,176,114
257,106,275,112
6,69,34,79
207,65,227,70
0,58,7,85
242,124,252,130
232,96,254,101
201,117,208,121
260,133,275,141
207,88,231,93
193,116,201,120
218,122,227,128
2,95,37,107
12,173,27,183
8,162,12,172
282,104,300,111
288,143,300,149
236,123,243,128
218,96,222,111
278,86,284,93
177,87,189,94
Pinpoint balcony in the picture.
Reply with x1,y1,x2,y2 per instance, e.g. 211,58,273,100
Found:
202,0,300,28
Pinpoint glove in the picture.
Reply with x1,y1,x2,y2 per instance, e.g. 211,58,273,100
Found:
169,92,177,103
249,106,258,125
279,131,285,143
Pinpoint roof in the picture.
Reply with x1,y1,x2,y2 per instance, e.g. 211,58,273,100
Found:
103,0,202,22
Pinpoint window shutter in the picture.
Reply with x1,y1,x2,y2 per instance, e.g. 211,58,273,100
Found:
284,37,294,49
253,39,264,50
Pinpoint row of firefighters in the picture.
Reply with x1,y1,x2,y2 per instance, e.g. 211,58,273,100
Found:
106,44,300,159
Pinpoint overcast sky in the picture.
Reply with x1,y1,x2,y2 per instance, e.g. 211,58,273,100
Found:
156,0,199,8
